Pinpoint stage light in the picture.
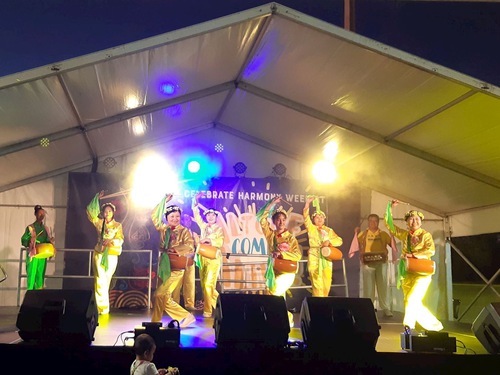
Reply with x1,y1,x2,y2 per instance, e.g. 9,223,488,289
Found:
131,154,179,208
180,146,222,183
272,163,287,177
128,117,146,136
214,143,224,153
103,157,117,169
160,82,177,95
187,161,200,173
233,162,247,177
312,160,337,184
125,96,140,109
40,137,50,147
323,141,338,162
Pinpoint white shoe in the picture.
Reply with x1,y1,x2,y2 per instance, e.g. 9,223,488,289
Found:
424,322,444,332
180,313,196,328
383,309,393,317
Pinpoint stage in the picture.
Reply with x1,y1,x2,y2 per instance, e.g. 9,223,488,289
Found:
0,305,498,375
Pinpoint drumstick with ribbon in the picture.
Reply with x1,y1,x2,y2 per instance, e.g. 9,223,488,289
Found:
100,189,131,199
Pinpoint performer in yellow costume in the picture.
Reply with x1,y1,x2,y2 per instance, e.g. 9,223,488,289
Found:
385,200,443,332
172,213,196,311
150,194,196,327
258,195,302,327
303,196,343,297
192,192,225,318
86,191,124,315
354,214,396,317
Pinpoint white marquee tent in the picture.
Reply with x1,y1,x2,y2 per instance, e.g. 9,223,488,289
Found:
1,3,499,316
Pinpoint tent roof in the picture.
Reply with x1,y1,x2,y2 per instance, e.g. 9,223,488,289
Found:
1,2,500,217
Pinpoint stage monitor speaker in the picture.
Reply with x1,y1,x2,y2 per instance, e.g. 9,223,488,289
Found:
214,293,290,349
16,289,98,346
300,297,380,353
472,302,500,354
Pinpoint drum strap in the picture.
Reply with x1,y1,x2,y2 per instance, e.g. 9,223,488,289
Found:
316,227,328,270
265,234,278,291
99,221,109,270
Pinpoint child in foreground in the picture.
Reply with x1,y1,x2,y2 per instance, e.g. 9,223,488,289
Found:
131,333,180,375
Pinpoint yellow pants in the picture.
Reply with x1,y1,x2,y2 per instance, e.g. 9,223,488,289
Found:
172,261,196,309
92,252,119,314
152,270,191,322
199,255,221,315
308,248,333,297
402,273,443,331
267,271,296,326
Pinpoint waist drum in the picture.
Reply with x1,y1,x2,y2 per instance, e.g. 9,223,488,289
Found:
197,243,219,260
273,258,297,274
405,257,435,276
320,246,343,261
168,253,194,270
35,243,55,259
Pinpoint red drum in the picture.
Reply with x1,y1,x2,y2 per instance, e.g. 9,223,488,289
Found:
321,246,343,261
197,243,219,259
405,257,435,276
273,258,297,274
35,243,55,259
168,253,194,270
362,252,387,264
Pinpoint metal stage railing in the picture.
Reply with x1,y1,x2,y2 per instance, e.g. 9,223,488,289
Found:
15,250,348,307
218,254,349,296
17,248,153,307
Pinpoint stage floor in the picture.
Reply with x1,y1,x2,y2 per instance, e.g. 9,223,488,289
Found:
0,305,489,355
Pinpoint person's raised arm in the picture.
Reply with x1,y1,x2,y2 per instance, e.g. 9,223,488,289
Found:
86,190,104,224
151,194,173,230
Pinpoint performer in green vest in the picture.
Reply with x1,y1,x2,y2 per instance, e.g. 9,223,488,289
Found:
21,205,55,290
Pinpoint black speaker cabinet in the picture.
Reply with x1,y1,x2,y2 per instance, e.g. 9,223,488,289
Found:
300,296,380,352
214,293,290,348
16,289,98,346
472,302,500,354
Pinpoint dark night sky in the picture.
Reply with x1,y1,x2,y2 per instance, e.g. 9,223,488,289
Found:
1,0,499,86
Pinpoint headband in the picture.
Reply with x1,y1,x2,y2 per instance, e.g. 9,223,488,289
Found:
165,205,182,216
101,203,116,212
271,207,288,220
312,211,326,219
203,208,219,216
404,210,424,221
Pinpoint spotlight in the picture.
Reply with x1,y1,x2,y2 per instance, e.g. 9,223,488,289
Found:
187,161,200,173
312,160,337,184
103,157,117,169
233,162,247,177
160,82,177,95
40,138,50,147
272,163,287,177
214,143,224,153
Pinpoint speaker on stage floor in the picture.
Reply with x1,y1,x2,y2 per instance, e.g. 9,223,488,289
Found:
300,297,380,352
214,293,290,348
16,289,98,346
472,302,500,354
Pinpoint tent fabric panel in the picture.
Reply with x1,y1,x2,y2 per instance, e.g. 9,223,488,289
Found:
85,92,228,157
0,76,77,147
0,135,90,188
219,90,330,159
61,18,261,126
242,15,472,133
346,144,500,215
396,93,500,179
